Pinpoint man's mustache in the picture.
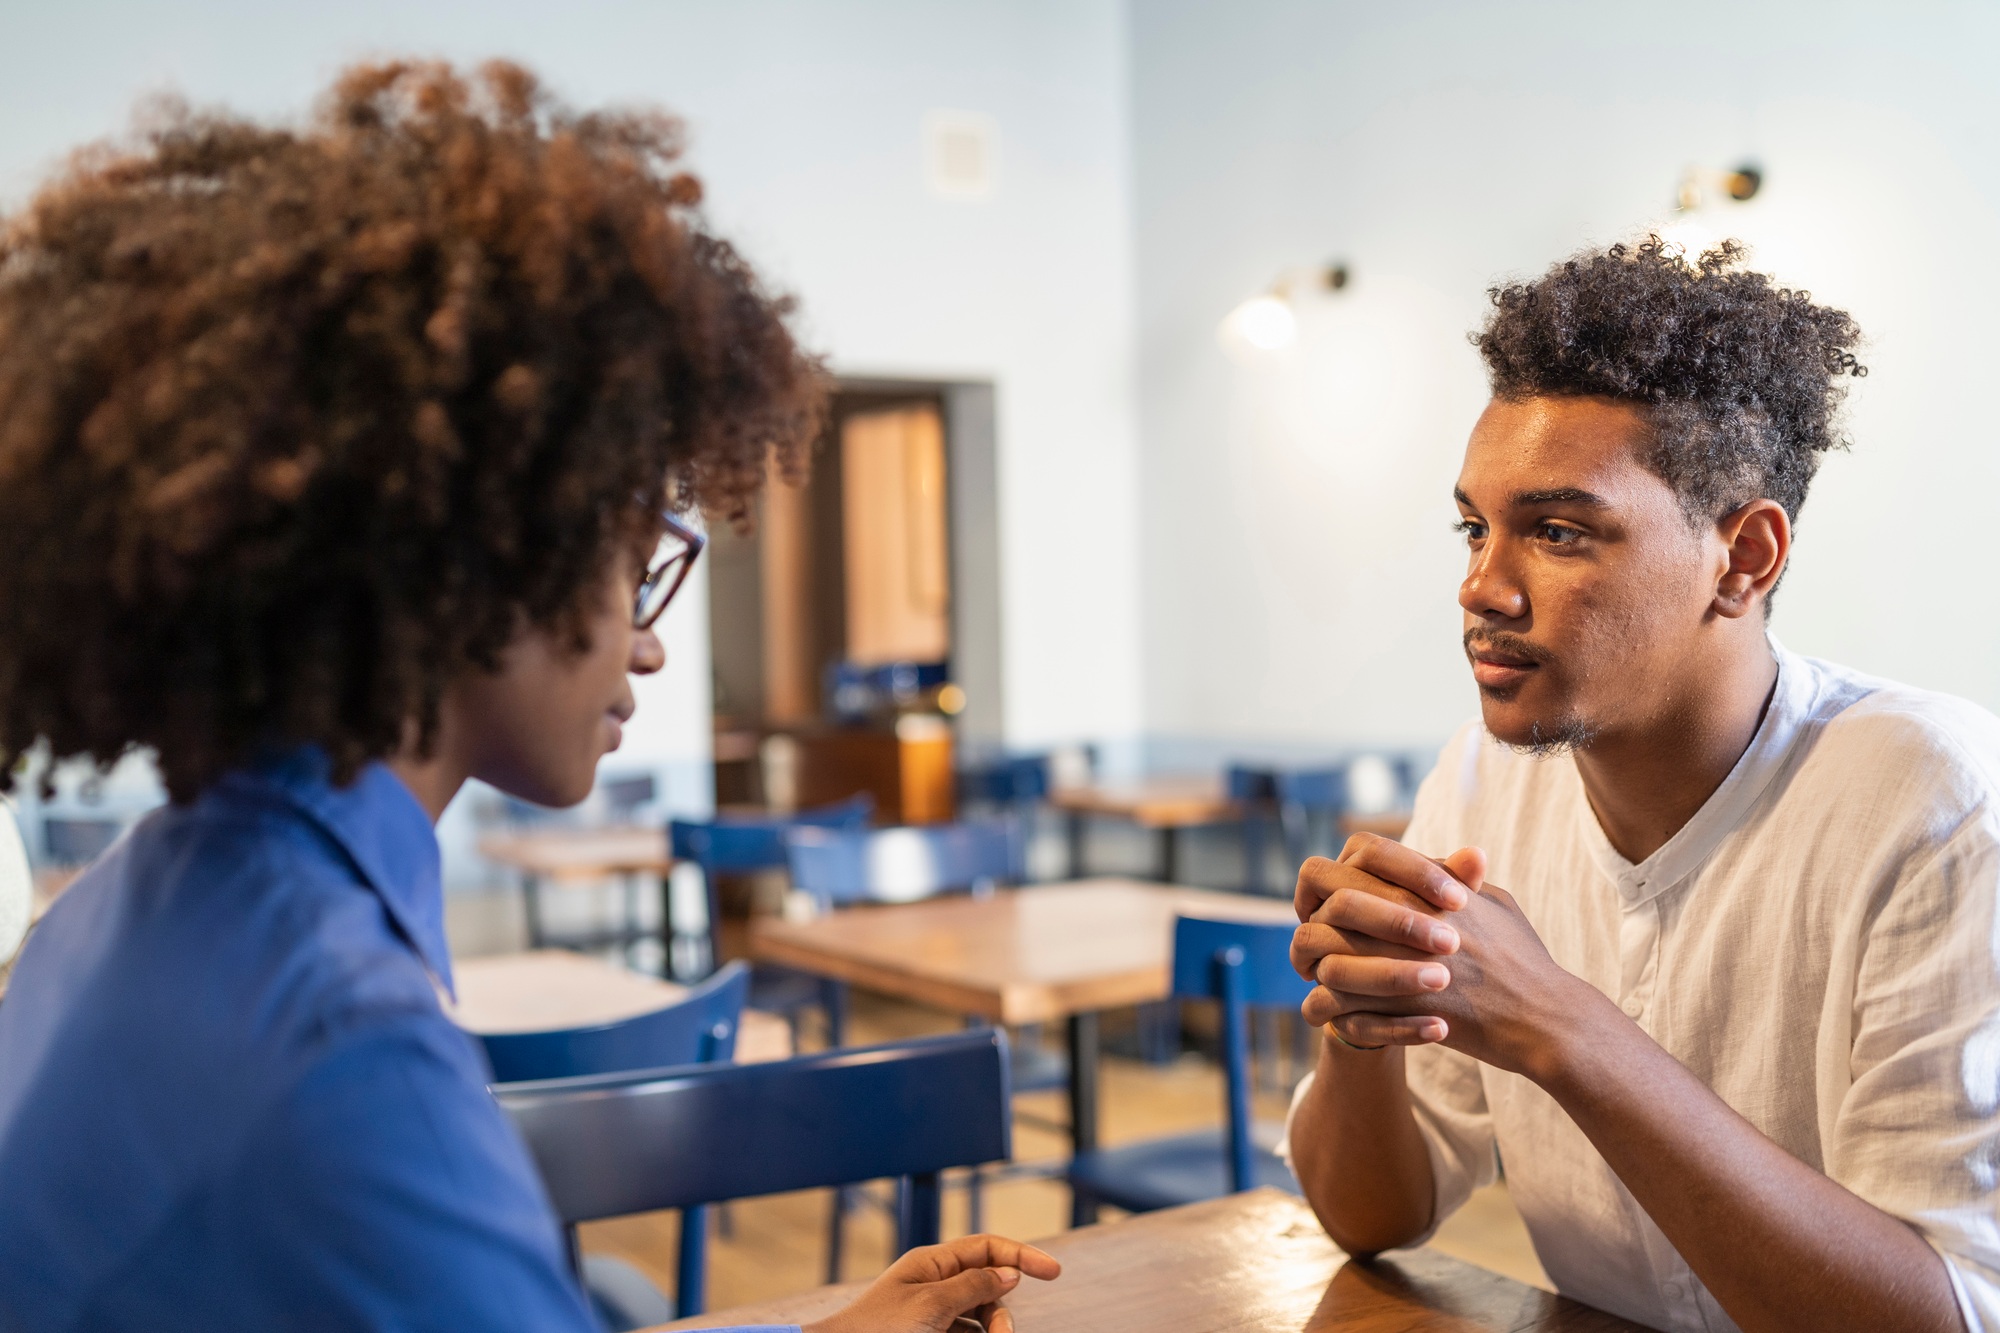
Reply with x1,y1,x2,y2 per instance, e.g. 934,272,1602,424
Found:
1463,629,1554,666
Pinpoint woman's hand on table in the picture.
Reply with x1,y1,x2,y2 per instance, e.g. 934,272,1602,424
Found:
802,1234,1061,1333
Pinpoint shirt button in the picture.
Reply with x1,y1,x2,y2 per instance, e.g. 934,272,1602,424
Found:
1622,998,1644,1018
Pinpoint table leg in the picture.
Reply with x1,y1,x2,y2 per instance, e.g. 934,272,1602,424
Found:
1067,1010,1101,1226
1066,809,1087,879
522,873,545,949
1157,826,1180,884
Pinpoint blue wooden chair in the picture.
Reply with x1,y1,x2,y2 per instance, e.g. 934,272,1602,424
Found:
41,816,124,866
478,960,750,1084
781,819,1025,912
498,1029,1013,1324
1226,764,1281,896
783,819,1043,1273
1066,915,1310,1215
668,794,873,1041
477,962,750,1329
1276,764,1350,870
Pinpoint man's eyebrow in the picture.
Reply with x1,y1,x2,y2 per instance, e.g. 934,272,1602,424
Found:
1509,486,1609,508
1451,485,1610,509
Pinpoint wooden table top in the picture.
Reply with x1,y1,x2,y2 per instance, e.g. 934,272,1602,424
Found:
446,949,791,1064
475,826,675,881
1048,780,1242,829
750,878,1296,1025
652,1187,1640,1332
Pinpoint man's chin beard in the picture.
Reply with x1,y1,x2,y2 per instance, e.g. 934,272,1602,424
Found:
1490,714,1599,758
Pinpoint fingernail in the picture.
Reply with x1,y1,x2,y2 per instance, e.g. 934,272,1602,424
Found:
994,1266,1021,1285
1418,964,1449,990
1422,1019,1447,1041
1429,925,1458,952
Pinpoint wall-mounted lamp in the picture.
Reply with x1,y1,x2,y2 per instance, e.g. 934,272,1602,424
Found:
1660,163,1761,267
1219,261,1350,353
1675,162,1762,213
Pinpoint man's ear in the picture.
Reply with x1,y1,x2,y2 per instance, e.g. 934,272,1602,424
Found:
1712,498,1790,619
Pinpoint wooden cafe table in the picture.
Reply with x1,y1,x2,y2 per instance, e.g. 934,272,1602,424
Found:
750,877,1297,1223
653,1187,1641,1332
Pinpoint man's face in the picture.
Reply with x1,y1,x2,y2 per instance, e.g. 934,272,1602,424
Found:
1453,395,1721,752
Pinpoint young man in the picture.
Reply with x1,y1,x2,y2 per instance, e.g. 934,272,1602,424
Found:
0,62,1055,1332
1286,240,2000,1333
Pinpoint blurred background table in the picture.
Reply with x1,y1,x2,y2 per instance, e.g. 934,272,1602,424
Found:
1048,781,1242,882
476,826,677,959
448,949,792,1064
653,1188,1639,1332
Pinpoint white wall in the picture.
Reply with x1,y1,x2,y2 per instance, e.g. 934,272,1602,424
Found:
0,1,1147,822
1131,0,2000,766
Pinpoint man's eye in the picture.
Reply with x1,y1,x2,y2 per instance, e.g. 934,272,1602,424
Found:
1538,522,1583,546
1451,519,1485,542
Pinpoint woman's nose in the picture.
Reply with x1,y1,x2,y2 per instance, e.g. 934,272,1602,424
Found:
630,627,666,675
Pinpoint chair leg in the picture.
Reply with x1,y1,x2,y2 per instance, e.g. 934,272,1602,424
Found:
822,978,848,1050
900,1173,943,1252
675,1204,707,1320
968,1165,984,1234
825,1186,846,1284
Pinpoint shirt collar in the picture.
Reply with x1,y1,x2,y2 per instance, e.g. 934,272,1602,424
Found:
1577,635,1823,909
215,749,454,998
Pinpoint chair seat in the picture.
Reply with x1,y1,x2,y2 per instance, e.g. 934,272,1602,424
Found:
1067,1129,1298,1214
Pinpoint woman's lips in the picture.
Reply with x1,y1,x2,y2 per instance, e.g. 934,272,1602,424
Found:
602,712,625,750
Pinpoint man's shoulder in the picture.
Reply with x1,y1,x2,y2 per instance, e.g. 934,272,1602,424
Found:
1799,656,2000,812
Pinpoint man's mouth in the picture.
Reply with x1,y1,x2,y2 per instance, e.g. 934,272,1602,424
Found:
1463,633,1548,691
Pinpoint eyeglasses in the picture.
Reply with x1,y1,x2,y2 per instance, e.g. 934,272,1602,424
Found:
633,511,707,630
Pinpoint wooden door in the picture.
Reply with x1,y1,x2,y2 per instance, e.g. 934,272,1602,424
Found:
840,405,951,666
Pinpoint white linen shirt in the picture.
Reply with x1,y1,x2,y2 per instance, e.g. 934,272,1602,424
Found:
1285,643,2000,1332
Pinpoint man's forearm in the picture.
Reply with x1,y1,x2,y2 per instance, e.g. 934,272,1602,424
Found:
1537,984,1963,1333
1287,1031,1435,1255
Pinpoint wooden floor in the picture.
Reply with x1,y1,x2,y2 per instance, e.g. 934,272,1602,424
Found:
577,991,1550,1313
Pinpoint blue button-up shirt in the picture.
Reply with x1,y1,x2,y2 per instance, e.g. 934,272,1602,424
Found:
0,754,792,1332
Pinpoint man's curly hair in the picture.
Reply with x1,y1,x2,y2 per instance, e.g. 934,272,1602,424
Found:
1475,237,1866,526
0,60,824,802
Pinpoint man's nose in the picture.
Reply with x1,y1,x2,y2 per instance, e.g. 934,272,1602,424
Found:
1460,542,1528,622
629,627,666,675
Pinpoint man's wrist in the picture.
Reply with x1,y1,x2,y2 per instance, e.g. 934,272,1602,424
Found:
1516,975,1624,1090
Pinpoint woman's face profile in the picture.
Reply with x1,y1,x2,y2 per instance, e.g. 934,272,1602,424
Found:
445,551,667,808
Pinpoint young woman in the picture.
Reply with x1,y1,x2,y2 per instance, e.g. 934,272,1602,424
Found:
0,61,1055,1332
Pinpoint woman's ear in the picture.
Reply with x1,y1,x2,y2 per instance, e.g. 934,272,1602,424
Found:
1712,498,1790,619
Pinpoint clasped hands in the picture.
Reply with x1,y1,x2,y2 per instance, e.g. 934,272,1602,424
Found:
1290,834,1584,1080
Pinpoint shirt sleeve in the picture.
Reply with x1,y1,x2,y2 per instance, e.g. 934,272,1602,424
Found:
1281,723,1499,1241
92,1005,606,1332
1828,810,2000,1333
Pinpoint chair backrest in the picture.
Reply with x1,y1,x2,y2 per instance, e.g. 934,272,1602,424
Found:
959,754,1051,808
1171,915,1312,1193
499,1028,1011,1254
478,961,750,1084
600,773,658,820
667,794,875,875
41,817,123,866
1224,764,1279,802
1274,765,1348,814
783,820,1023,906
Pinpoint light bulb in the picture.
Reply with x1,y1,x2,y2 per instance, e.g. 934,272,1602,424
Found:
1220,294,1297,352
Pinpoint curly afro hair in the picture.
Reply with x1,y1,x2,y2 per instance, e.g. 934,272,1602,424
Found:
1475,237,1866,526
0,60,825,802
